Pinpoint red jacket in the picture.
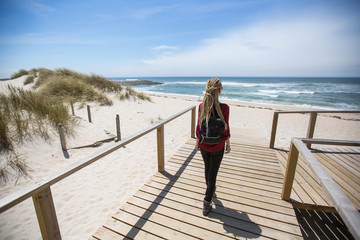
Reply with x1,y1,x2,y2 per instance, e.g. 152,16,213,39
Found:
196,103,230,152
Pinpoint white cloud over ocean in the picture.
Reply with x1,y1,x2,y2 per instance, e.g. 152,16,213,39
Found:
141,13,360,77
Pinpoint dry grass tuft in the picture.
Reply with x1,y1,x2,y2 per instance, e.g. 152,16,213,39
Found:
0,85,76,184
1,68,151,184
11,69,28,79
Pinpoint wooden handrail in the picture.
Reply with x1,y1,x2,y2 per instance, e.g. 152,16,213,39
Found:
282,138,360,239
0,105,196,239
269,110,360,148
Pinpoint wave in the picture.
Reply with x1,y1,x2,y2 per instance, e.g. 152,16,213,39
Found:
165,81,206,85
254,93,278,98
258,90,315,95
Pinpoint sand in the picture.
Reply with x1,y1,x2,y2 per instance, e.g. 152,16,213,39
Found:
0,77,359,239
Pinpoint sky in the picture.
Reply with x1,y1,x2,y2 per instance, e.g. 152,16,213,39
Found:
0,0,359,78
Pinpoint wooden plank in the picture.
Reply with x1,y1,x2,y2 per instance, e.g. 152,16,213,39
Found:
157,125,165,172
276,149,317,205
275,152,302,203
169,157,284,183
314,150,360,185
127,194,299,240
316,152,360,194
191,107,195,138
168,156,284,187
292,138,360,239
150,174,294,215
171,153,284,178
164,164,283,200
125,197,264,239
277,149,330,206
103,215,164,240
306,112,317,148
270,112,279,148
313,152,360,209
144,177,298,224
165,162,283,195
136,185,302,237
177,142,280,161
91,226,132,240
169,157,284,185
342,147,360,166
182,142,280,159
154,171,290,208
281,142,299,201
114,205,209,239
320,147,360,174
32,187,61,240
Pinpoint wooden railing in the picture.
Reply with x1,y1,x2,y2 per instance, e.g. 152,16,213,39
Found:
0,106,196,240
282,138,360,239
269,110,360,149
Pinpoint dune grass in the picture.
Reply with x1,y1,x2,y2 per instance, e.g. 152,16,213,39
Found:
24,75,35,85
11,69,29,79
32,68,151,104
1,68,151,184
0,85,76,184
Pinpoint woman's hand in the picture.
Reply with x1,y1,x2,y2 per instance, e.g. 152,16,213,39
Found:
195,138,200,151
225,144,231,153
225,139,231,154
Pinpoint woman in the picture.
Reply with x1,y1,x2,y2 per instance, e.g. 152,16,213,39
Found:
195,78,231,216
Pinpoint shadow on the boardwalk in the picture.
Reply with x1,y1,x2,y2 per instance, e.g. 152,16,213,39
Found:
210,196,262,239
122,149,197,238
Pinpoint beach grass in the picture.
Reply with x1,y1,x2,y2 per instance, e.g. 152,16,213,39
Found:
0,85,77,184
24,75,35,85
1,68,151,184
11,69,29,79
32,68,151,105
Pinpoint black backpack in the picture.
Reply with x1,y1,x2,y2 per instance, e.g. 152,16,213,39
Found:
199,104,225,145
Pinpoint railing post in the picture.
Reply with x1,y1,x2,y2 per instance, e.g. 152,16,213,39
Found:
269,112,279,148
116,114,121,141
70,100,75,115
157,125,165,172
87,105,92,123
191,107,196,138
282,141,299,201
306,112,317,148
58,124,67,151
32,187,61,240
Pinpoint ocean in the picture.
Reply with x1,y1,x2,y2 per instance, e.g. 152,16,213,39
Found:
111,77,360,110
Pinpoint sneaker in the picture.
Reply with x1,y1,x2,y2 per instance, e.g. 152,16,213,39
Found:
203,200,212,216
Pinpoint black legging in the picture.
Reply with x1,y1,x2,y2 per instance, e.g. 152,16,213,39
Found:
200,148,224,202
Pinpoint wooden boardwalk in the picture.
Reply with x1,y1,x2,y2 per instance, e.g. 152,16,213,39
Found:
276,146,360,211
91,136,358,239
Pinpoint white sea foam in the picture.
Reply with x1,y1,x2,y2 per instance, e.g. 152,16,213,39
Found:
283,90,315,94
254,91,279,98
257,89,315,95
167,81,206,85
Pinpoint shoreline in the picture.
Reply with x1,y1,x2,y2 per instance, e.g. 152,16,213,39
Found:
147,92,360,121
134,87,360,112
1,77,360,239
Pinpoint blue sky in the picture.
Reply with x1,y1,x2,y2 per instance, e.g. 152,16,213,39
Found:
0,0,359,78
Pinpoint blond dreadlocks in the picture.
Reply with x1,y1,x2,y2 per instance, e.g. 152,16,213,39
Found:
199,78,227,132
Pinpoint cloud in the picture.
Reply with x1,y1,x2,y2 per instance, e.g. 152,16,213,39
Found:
141,13,360,76
151,45,179,52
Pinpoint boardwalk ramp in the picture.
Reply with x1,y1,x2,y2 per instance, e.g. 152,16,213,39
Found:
91,135,357,239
